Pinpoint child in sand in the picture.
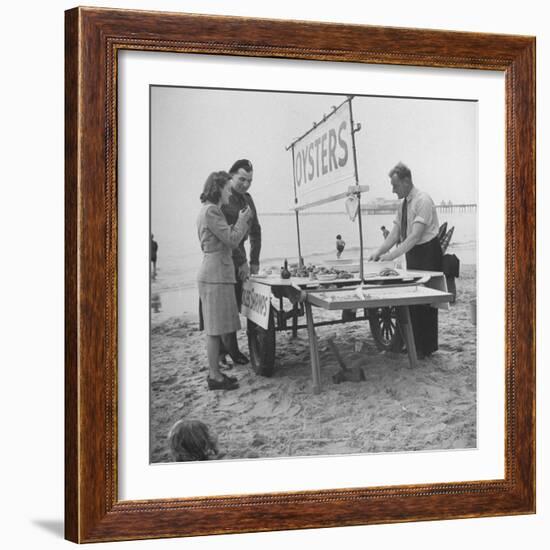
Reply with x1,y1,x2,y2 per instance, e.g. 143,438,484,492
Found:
336,234,346,258
168,419,218,462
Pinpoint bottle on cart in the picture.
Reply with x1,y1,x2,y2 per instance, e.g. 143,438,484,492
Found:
281,258,291,279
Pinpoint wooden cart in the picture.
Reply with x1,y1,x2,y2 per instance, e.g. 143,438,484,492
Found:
242,97,452,391
245,269,451,392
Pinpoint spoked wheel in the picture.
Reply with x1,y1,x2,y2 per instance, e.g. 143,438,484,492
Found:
368,306,404,352
247,307,276,377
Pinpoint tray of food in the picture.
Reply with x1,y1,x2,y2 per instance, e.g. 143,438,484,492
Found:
266,262,357,281
317,273,338,281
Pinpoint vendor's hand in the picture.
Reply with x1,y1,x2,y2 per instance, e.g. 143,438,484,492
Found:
367,253,380,261
379,252,394,261
250,264,259,275
238,262,250,281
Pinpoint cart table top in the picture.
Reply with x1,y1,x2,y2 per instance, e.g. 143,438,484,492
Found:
307,285,452,310
250,269,445,289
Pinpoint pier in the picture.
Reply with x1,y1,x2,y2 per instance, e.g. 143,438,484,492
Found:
362,203,477,215
435,203,477,214
261,203,477,217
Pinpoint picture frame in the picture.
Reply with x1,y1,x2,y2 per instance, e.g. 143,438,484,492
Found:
65,6,535,543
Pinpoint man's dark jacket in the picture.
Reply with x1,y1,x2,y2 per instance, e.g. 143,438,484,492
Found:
221,189,261,268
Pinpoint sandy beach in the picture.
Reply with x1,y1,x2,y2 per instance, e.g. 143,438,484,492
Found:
150,265,476,463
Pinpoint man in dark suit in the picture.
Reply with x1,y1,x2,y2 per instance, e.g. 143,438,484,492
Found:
220,159,262,364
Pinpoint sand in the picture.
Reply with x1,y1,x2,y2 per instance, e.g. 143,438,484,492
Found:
150,265,476,462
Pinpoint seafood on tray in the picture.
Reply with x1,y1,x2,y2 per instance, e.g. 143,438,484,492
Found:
267,262,356,280
265,261,402,280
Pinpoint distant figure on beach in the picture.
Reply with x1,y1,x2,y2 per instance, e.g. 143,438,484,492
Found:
368,162,441,358
380,225,389,240
197,171,252,390
336,234,346,258
220,158,262,366
151,234,158,278
151,293,161,314
168,419,218,461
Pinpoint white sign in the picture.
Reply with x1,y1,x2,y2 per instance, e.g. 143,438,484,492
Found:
292,102,356,209
241,280,272,329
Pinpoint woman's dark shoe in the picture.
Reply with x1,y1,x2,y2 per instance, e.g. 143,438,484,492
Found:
207,374,239,390
229,351,249,365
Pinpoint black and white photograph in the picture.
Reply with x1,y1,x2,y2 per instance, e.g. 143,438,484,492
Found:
4,0,544,548
149,85,477,463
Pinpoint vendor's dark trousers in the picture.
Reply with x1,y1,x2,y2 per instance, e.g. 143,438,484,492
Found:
405,237,443,356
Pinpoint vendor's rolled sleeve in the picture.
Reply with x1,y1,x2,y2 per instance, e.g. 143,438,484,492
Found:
412,195,434,226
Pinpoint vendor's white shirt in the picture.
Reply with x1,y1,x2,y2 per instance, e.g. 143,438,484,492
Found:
393,186,439,245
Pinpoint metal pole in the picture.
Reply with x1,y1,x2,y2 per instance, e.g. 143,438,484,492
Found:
347,96,364,281
295,211,303,267
290,145,303,266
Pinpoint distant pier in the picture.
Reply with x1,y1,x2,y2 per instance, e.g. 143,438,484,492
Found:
435,203,477,213
261,203,477,216
362,203,477,215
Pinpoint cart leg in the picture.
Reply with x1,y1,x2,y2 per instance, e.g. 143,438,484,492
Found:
292,304,298,338
398,306,418,369
305,302,321,394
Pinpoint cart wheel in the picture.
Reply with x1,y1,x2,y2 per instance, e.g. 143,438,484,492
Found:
368,306,404,352
247,308,276,377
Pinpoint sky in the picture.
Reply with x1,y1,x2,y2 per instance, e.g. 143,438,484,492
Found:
151,86,477,243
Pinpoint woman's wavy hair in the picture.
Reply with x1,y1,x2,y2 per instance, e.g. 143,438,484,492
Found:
200,171,231,204
168,419,218,462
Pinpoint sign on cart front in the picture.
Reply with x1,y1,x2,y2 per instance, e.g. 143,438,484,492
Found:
241,280,272,329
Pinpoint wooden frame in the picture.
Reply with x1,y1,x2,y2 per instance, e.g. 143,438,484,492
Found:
65,6,536,543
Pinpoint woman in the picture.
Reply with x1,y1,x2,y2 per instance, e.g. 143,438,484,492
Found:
197,171,252,390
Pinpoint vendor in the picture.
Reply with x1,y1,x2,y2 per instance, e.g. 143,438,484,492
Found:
368,162,442,358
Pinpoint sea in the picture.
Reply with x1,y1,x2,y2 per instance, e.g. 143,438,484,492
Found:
151,210,477,322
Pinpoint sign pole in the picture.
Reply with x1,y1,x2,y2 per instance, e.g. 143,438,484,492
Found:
347,96,365,281
290,145,303,266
